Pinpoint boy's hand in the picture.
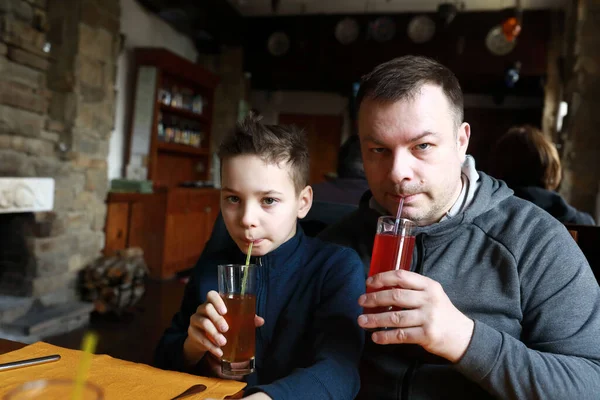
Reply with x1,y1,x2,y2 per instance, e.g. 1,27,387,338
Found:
183,290,229,365
183,290,265,367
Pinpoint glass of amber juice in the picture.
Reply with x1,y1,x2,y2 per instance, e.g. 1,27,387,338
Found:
218,263,257,376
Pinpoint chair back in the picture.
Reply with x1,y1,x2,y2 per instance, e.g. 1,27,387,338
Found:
565,224,600,283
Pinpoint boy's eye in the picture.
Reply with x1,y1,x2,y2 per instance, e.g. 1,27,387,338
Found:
262,197,277,205
415,143,431,151
225,195,240,204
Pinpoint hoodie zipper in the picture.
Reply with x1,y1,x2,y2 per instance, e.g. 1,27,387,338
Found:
400,234,426,400
256,257,266,350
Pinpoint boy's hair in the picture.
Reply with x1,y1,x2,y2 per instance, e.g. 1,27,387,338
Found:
357,55,464,129
218,114,310,193
489,125,562,191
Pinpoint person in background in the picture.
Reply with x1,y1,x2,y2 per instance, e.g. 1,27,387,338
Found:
311,134,370,206
489,124,595,225
319,55,600,399
154,115,364,400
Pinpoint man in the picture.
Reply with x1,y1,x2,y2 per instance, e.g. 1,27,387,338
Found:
320,56,600,399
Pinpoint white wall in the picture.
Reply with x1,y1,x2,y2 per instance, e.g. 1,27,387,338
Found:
108,0,199,180
250,90,352,143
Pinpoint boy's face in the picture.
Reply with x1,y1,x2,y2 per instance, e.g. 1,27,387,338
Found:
221,154,312,257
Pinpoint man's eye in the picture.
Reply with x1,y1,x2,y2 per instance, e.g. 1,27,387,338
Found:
262,197,277,205
226,196,240,204
370,148,386,154
415,143,431,151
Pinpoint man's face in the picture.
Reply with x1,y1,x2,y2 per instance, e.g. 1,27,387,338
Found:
221,154,312,256
358,84,470,226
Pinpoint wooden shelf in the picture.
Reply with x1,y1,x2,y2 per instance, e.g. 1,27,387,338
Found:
157,141,209,156
159,104,209,122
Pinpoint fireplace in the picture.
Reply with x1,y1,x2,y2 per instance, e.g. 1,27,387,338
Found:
0,178,93,343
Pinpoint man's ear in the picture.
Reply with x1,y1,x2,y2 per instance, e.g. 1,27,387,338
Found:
457,122,471,163
297,185,313,219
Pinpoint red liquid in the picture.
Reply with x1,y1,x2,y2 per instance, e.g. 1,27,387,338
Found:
366,233,416,314
221,294,256,362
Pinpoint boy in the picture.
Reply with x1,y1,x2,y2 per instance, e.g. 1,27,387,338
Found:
154,115,365,400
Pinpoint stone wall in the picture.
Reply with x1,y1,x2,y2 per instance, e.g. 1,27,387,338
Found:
0,0,120,304
560,0,600,220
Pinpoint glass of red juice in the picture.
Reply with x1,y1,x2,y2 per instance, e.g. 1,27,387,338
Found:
366,216,416,315
218,263,257,376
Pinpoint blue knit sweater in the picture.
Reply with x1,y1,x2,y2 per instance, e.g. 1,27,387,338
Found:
154,225,365,399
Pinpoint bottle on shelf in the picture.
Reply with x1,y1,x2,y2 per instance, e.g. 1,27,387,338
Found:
157,112,165,141
192,94,204,114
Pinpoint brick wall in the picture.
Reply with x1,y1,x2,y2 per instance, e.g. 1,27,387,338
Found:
0,0,120,304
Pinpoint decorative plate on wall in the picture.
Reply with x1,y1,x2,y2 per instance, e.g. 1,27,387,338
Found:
267,31,290,56
335,17,360,45
370,17,396,42
407,15,436,44
485,25,516,56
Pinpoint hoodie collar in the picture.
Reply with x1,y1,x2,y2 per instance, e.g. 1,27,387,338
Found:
242,223,305,274
363,157,513,241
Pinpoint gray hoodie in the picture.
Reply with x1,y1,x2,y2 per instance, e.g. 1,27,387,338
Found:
319,171,600,400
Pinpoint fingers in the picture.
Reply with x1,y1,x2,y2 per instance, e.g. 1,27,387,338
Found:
187,291,230,359
359,287,423,309
206,290,227,315
367,269,429,291
371,326,425,345
187,319,224,358
358,309,422,330
254,315,265,327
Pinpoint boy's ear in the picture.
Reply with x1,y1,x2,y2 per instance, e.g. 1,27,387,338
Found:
297,185,313,219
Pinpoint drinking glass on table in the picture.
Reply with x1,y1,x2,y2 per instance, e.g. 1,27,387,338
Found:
217,264,257,377
366,216,416,315
3,379,103,400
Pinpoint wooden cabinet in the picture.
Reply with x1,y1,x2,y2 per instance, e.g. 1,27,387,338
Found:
104,188,220,280
109,48,222,280
126,47,219,187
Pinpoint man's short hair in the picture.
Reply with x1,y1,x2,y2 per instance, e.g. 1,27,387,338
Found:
356,55,464,128
490,125,562,191
218,114,310,193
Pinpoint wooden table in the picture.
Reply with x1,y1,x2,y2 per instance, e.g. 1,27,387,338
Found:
0,338,243,398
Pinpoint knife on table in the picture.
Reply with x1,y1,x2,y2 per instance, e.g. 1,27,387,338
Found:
0,354,61,371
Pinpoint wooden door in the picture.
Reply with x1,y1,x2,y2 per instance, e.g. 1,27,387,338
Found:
104,202,130,256
278,114,343,185
163,189,220,278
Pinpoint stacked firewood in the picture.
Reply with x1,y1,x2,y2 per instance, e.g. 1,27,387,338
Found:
80,248,148,314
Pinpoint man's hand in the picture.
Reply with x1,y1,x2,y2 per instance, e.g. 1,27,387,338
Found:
357,269,474,363
183,290,265,367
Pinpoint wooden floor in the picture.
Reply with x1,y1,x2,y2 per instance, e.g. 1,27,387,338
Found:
45,277,187,366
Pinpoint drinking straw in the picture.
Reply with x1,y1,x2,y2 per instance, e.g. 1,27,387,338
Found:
72,331,98,400
393,197,405,271
393,197,404,232
241,241,253,295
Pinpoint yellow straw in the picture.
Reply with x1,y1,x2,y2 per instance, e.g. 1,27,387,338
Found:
72,331,98,400
245,241,253,266
241,241,253,295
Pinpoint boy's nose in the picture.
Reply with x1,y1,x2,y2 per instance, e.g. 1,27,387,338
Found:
240,204,258,228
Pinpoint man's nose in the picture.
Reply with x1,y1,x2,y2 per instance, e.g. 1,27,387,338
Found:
389,150,415,184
